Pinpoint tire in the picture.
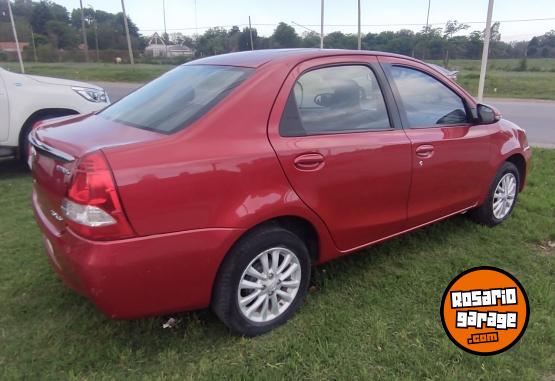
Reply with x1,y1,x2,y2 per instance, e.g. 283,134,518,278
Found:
469,161,520,227
18,112,76,165
18,124,33,166
212,225,311,337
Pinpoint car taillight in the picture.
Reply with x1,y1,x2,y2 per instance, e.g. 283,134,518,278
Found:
62,150,135,240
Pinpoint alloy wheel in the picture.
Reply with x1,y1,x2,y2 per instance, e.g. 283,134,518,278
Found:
237,247,302,323
492,173,517,220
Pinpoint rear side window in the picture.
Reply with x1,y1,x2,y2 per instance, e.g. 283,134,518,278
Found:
389,66,468,128
100,65,253,134
280,65,391,136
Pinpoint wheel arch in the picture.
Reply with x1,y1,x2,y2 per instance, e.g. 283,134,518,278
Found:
505,153,526,190
18,108,79,150
231,215,320,263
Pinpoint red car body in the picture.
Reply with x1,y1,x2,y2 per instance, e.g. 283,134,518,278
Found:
30,49,531,319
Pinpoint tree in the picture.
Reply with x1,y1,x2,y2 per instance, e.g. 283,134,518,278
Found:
300,31,320,48
195,27,228,56
413,27,443,59
443,20,469,66
384,30,415,56
30,1,53,35
45,20,78,49
466,31,483,59
226,25,240,51
238,27,258,51
324,31,357,49
526,31,555,58
271,22,299,48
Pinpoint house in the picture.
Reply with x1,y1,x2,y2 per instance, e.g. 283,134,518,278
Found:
144,32,193,58
0,42,29,52
167,44,193,57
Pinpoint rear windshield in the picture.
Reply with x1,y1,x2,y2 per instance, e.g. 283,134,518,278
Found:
99,65,253,134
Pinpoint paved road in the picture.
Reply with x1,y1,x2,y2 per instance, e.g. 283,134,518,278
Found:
98,82,555,147
487,99,555,148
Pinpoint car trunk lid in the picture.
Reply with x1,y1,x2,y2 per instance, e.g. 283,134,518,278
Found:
30,114,164,232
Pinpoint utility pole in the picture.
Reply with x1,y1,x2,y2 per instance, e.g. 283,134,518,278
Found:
478,0,494,101
357,0,361,50
7,0,24,73
248,16,254,50
194,0,198,39
422,0,432,59
162,0,167,39
120,0,134,64
31,27,38,62
79,0,89,62
425,0,431,33
88,5,99,61
93,18,99,61
320,0,324,49
162,0,168,56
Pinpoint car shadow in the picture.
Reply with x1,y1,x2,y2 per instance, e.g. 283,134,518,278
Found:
0,158,29,179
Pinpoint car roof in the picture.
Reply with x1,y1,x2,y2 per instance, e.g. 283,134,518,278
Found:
190,48,422,68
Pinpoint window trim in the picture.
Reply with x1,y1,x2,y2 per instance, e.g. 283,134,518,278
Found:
382,63,473,130
279,62,398,137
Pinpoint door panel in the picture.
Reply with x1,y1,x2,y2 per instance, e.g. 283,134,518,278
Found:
268,56,412,251
0,74,9,141
404,126,492,226
379,57,493,228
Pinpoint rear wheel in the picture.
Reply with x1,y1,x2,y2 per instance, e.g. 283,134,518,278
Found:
212,226,311,336
469,162,519,226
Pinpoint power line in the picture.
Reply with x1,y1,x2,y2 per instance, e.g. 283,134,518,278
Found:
139,16,555,33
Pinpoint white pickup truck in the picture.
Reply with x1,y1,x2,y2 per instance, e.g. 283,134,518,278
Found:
0,67,110,161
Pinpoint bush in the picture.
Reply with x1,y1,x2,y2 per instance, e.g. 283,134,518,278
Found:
514,57,528,72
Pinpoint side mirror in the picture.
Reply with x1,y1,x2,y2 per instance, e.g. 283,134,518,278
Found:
476,103,501,124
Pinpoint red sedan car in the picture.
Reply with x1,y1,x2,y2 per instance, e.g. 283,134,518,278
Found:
30,49,531,336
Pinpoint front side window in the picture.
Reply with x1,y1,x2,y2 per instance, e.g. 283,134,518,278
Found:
280,65,391,136
390,66,468,128
100,65,253,134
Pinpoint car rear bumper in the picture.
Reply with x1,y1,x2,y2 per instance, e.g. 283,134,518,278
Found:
33,190,244,319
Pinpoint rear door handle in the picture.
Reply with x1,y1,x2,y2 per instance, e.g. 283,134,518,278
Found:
415,144,434,158
294,153,325,171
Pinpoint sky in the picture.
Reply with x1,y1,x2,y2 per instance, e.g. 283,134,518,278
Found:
54,0,555,42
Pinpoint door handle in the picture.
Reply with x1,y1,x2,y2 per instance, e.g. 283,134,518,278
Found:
415,144,434,158
294,153,325,171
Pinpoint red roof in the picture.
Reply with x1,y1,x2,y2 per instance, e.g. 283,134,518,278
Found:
0,42,29,51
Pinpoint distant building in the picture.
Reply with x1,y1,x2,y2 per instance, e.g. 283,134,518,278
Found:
0,42,29,52
167,44,194,57
144,33,193,58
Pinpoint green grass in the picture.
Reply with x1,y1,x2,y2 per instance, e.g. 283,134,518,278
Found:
430,59,555,100
457,70,555,100
0,62,173,83
434,58,555,73
0,150,554,379
2,58,555,100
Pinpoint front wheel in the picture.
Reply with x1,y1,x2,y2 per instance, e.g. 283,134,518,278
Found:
212,226,311,337
18,124,33,166
469,162,520,226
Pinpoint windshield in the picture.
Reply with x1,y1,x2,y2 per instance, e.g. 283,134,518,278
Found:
99,65,253,134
